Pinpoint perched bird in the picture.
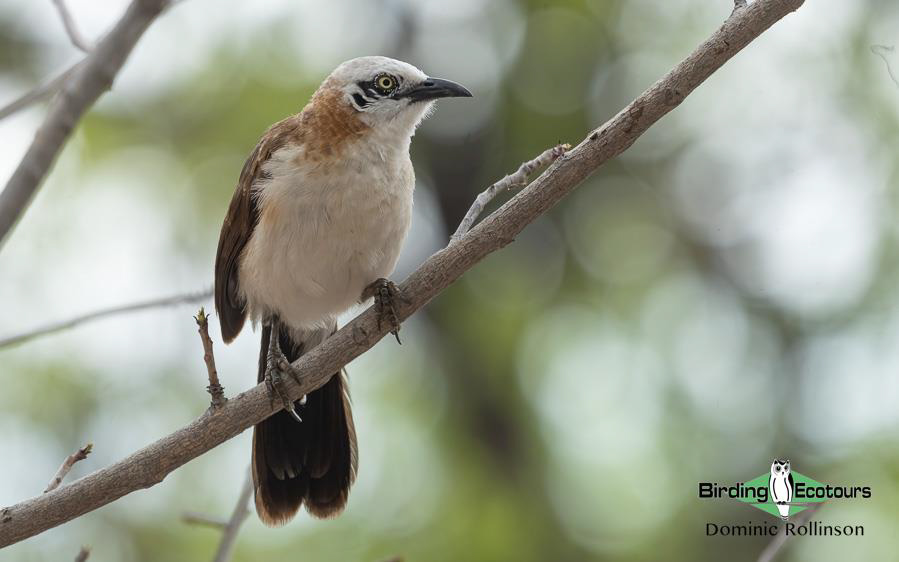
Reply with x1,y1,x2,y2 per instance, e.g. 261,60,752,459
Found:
769,459,793,519
214,56,471,525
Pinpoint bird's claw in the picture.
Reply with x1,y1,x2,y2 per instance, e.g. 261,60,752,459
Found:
364,278,404,344
266,337,302,423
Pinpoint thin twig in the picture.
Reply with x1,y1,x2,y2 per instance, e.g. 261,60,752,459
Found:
50,0,92,52
181,512,228,529
73,546,90,562
44,443,92,493
0,0,91,122
195,307,226,409
0,287,211,350
212,470,253,562
871,45,899,89
0,0,171,248
0,0,806,547
449,143,570,243
757,503,824,562
0,62,84,122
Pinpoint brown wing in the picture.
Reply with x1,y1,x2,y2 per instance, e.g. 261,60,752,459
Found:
214,115,303,343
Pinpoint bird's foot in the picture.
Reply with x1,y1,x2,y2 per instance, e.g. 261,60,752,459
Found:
265,343,303,423
362,278,406,344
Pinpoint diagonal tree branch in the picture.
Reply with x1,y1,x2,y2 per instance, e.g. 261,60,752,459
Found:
0,0,805,548
0,287,211,350
0,0,171,249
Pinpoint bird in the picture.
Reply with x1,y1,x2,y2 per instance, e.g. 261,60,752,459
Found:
768,459,793,520
213,56,471,526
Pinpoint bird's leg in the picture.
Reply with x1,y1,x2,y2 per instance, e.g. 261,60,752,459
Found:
362,278,406,344
265,317,302,423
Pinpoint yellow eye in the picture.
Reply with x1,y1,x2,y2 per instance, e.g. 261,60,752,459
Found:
376,74,396,92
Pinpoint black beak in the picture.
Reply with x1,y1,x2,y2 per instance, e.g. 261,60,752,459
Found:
400,77,473,103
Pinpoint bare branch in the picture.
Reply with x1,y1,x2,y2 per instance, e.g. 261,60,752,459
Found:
44,444,92,493
0,0,805,547
0,63,84,122
212,471,253,562
195,307,226,409
181,468,253,562
73,546,90,562
0,0,171,248
871,45,899,89
757,503,824,562
0,0,94,122
0,287,211,350
50,0,92,53
449,143,570,243
181,512,227,529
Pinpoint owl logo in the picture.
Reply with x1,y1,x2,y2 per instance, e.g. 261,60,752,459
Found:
769,459,794,520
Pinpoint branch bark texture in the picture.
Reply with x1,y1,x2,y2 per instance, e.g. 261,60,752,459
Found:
0,0,804,548
195,307,226,409
0,0,170,248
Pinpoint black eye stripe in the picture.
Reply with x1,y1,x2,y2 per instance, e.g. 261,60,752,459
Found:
354,74,402,101
351,93,369,108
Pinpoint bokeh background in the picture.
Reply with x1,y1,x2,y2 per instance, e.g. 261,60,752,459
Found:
1,0,898,560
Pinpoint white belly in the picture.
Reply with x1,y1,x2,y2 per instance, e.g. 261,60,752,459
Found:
238,145,414,331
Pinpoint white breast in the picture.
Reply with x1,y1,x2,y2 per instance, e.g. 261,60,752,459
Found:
239,141,414,331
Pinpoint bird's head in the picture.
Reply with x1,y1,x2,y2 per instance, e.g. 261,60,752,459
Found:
316,56,471,137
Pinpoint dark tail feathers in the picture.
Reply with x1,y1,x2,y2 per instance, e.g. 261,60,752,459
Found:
252,325,357,525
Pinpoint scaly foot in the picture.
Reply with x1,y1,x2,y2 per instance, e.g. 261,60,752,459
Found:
362,278,405,344
265,321,303,422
